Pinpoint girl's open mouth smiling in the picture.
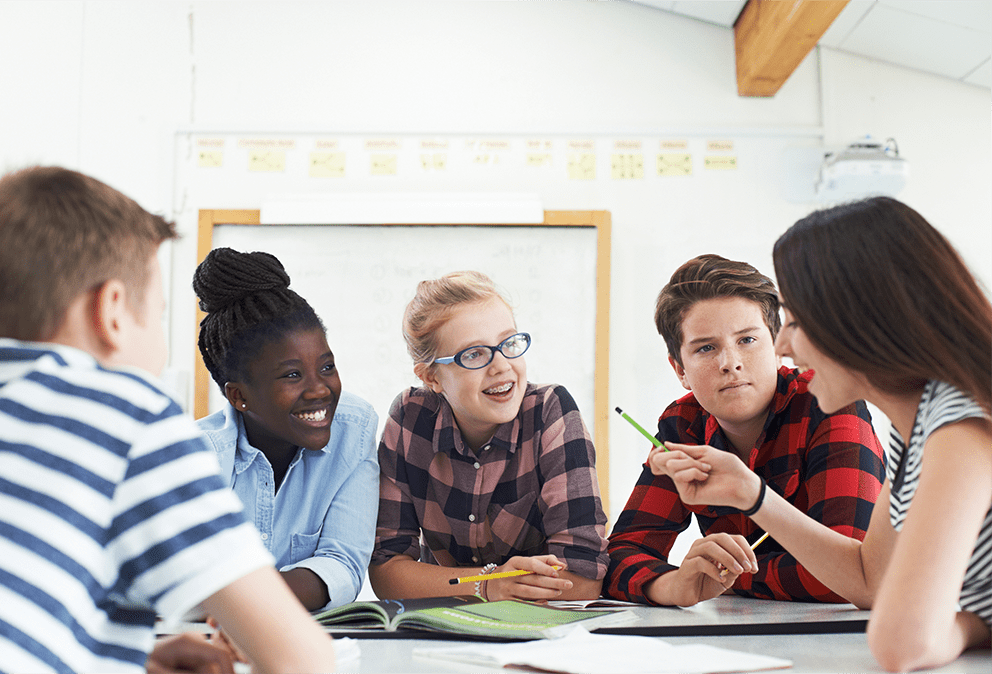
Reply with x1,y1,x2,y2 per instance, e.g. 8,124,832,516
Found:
483,382,514,398
294,407,329,425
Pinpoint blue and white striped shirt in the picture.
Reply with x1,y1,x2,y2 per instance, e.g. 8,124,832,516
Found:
0,340,273,673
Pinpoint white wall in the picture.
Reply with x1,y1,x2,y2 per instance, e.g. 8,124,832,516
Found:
2,1,990,532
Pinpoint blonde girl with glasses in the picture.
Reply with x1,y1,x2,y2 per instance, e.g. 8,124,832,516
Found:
369,271,609,602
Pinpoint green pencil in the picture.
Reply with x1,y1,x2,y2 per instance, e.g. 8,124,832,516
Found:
615,407,668,451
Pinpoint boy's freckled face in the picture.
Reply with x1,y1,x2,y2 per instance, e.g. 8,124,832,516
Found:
672,297,779,435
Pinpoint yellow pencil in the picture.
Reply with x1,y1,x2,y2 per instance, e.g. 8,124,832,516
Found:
448,566,561,585
719,532,770,579
749,531,770,551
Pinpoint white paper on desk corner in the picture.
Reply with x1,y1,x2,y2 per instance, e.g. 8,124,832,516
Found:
234,638,360,674
412,625,793,674
332,637,361,665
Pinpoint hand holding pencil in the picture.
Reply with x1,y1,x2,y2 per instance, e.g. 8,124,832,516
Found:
615,407,712,482
449,555,571,602
448,566,562,585
718,531,769,579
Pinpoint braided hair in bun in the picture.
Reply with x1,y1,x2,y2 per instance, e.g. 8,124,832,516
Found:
194,247,324,391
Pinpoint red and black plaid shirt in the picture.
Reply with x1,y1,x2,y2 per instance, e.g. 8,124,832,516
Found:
372,383,609,580
605,366,885,603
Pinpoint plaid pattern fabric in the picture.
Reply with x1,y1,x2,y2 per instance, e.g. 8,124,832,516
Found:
372,383,609,580
605,366,885,603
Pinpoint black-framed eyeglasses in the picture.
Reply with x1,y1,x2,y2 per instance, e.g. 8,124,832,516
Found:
434,332,531,370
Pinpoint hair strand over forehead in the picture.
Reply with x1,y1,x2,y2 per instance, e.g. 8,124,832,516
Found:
655,254,781,367
402,271,513,373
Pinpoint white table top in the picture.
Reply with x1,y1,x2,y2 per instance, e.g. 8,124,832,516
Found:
327,596,988,673
336,632,990,674
163,595,991,673
596,595,870,636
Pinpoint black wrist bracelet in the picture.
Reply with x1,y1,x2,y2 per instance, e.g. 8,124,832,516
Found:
741,476,766,517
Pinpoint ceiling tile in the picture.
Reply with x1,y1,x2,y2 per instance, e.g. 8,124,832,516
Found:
877,0,992,33
669,0,745,27
819,1,875,48
963,58,992,87
629,1,677,13
838,3,990,80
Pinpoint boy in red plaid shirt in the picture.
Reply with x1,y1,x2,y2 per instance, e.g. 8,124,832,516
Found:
605,254,885,606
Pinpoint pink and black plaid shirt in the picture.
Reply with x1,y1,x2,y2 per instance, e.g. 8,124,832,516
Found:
605,366,885,603
372,383,609,580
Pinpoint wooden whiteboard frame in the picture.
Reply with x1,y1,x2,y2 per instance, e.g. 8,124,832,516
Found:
194,209,611,513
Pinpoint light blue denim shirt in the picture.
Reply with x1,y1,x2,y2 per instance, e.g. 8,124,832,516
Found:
197,390,379,609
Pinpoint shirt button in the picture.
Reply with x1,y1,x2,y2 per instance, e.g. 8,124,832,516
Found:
468,514,476,522
260,533,269,541
482,444,491,451
474,461,481,469
472,556,479,563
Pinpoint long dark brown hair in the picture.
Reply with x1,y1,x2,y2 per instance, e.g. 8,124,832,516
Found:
773,197,991,414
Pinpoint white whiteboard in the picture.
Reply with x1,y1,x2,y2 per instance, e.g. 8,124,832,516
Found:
207,224,599,445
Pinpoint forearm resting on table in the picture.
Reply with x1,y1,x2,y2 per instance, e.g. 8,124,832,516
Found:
643,569,688,606
201,566,336,674
641,561,733,607
281,567,329,611
556,570,603,600
869,606,990,672
369,555,602,600
369,555,480,599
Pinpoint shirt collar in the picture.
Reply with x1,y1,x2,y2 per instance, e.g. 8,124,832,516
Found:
434,391,520,457
771,365,805,415
0,339,96,367
0,338,156,383
231,407,312,474
701,366,801,447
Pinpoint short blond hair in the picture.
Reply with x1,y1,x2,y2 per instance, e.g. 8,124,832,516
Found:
403,271,513,376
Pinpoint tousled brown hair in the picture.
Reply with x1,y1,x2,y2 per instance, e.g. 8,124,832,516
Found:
655,254,781,367
773,196,991,414
0,166,177,340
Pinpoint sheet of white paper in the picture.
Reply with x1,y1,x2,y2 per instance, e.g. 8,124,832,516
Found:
234,637,360,674
413,626,792,674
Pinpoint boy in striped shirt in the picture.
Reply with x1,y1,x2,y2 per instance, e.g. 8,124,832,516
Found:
0,166,336,673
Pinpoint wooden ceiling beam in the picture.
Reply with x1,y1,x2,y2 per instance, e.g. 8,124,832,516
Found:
734,0,849,97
